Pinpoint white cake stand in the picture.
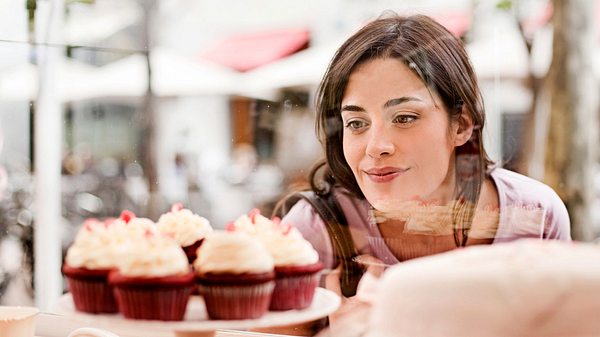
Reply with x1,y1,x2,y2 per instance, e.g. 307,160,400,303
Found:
41,288,340,337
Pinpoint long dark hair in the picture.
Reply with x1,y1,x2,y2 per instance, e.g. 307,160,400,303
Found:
313,13,494,246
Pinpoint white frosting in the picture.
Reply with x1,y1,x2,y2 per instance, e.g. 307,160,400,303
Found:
116,234,190,277
65,219,126,270
252,213,278,233
365,239,600,337
157,208,212,246
256,226,319,266
231,214,259,234
124,217,157,234
230,211,318,266
230,210,275,233
194,231,274,274
110,217,158,243
231,213,252,230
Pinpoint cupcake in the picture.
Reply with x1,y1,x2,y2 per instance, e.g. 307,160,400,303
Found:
62,218,123,313
194,231,275,320
157,203,213,263
109,232,194,321
230,210,323,310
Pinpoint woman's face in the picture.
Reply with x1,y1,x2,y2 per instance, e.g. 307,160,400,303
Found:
341,58,464,211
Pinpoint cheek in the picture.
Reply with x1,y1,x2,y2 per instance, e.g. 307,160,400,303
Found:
342,136,361,170
414,128,455,171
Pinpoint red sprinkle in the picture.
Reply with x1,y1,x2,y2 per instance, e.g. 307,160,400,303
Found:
248,208,261,224
103,217,116,227
225,222,235,231
84,218,99,225
271,216,281,226
83,218,99,231
280,222,292,235
171,203,184,212
119,210,136,223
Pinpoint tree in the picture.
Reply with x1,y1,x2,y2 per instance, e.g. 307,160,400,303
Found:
544,0,599,241
137,0,163,220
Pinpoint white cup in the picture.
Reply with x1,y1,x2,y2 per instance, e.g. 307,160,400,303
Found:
0,306,39,337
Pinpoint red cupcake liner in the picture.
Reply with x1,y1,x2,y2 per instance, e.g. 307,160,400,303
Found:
62,264,118,314
270,263,323,311
109,272,194,321
199,281,275,320
198,271,275,285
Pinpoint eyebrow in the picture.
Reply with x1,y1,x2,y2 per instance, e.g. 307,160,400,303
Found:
383,97,422,108
341,96,423,112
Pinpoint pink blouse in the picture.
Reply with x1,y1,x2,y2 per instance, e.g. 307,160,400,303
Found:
282,168,572,269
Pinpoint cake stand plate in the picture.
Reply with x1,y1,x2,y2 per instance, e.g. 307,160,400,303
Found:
40,288,340,337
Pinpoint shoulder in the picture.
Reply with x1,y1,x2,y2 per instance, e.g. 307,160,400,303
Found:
492,168,554,193
491,168,563,205
280,194,326,234
332,187,371,220
491,168,571,241
279,192,337,269
282,187,369,229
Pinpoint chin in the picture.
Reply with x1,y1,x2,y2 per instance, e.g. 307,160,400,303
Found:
370,199,396,212
369,197,414,212
365,190,410,212
364,185,432,211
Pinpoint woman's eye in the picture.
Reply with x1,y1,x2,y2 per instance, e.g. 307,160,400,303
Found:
345,120,367,130
393,115,417,124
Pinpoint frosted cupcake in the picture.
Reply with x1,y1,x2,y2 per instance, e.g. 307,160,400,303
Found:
157,203,213,263
230,210,323,310
62,218,123,313
109,233,194,321
194,231,275,319
256,221,322,310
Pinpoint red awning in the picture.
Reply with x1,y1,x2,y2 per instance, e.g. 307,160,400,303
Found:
430,11,472,37
201,28,310,72
521,2,553,37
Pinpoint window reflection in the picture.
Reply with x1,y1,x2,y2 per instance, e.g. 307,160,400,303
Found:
0,2,598,337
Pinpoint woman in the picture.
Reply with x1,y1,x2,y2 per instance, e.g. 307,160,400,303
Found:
280,13,571,299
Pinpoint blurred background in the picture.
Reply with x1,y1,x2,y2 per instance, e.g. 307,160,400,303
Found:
0,0,598,310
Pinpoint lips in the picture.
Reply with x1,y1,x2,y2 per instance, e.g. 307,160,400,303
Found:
364,167,409,183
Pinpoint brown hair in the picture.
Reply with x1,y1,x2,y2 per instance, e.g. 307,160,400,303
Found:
313,13,493,245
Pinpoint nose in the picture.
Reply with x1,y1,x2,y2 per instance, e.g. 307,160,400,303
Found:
365,127,395,158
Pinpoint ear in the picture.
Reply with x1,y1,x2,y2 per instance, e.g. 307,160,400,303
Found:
453,107,474,147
